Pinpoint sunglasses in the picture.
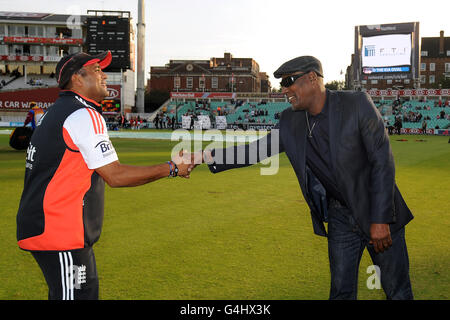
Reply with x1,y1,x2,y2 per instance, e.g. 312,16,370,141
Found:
280,73,307,88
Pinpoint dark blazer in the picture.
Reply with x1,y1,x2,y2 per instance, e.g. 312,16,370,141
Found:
209,90,413,239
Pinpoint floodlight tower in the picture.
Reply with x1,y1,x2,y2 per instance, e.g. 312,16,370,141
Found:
136,0,145,113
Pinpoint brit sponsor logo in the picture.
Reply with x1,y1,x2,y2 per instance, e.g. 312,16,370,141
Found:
26,144,36,169
95,139,115,157
26,144,36,162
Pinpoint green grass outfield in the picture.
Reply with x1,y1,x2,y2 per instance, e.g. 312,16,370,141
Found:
0,133,449,300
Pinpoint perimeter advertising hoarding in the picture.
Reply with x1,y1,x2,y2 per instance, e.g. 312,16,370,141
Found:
215,116,227,130
181,115,211,130
170,92,237,99
0,85,121,111
367,88,450,97
354,22,419,81
2,36,83,45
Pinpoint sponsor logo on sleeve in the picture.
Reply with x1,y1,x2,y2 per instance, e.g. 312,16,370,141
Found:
95,140,115,158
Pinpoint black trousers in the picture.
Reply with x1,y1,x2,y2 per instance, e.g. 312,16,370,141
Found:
31,247,99,300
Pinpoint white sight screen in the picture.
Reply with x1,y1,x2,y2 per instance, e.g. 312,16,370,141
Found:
362,34,412,67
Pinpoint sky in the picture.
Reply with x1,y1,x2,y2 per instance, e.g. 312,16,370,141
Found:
1,0,449,88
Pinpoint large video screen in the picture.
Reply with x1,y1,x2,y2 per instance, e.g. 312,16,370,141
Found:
353,22,419,82
361,34,411,73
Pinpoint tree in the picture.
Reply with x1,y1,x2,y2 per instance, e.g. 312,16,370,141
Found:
325,80,345,90
438,76,450,89
271,86,282,93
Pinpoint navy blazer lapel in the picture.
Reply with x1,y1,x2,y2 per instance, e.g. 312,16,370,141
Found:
291,110,307,187
328,91,342,174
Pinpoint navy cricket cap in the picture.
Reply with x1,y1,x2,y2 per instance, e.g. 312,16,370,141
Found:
273,55,323,79
55,51,112,89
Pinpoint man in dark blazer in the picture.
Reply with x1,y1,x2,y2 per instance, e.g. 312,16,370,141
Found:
200,56,414,300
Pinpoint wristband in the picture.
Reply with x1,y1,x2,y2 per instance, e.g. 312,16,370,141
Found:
167,161,173,177
167,161,179,177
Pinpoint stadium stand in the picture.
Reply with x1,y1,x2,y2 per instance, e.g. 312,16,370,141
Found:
0,75,9,87
0,114,27,122
160,97,450,130
0,73,22,90
1,74,57,91
159,99,291,126
376,99,450,130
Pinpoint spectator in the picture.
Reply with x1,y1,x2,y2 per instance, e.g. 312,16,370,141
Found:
154,114,159,129
24,102,45,130
120,113,125,128
421,120,427,135
137,116,142,130
394,117,403,135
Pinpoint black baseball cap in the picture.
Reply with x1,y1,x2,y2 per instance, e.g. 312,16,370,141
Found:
273,55,323,79
55,51,112,89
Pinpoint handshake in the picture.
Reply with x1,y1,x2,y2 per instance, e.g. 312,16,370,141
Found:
170,149,214,178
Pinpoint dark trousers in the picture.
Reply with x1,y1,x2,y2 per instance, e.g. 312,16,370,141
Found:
31,247,99,300
327,204,413,300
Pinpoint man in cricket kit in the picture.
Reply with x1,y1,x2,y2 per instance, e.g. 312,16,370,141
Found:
16,51,195,300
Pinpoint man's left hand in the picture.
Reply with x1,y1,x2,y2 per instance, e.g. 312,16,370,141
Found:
369,223,392,253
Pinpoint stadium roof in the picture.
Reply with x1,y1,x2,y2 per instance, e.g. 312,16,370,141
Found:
0,11,90,24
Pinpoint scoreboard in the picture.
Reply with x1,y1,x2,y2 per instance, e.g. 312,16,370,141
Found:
85,16,131,71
